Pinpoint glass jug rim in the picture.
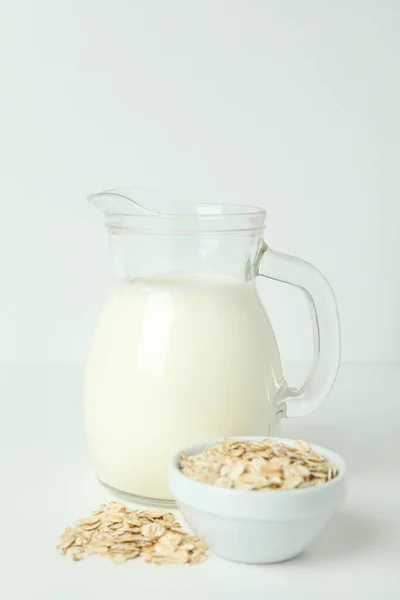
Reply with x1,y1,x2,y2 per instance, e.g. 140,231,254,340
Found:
88,187,266,235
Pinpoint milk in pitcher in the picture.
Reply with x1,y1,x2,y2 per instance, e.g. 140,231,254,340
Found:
84,274,284,500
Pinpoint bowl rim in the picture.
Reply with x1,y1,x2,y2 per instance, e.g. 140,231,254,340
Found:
169,436,346,499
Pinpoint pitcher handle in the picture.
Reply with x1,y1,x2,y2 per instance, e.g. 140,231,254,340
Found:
256,244,341,418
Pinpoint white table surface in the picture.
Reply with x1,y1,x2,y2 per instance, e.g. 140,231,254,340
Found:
1,363,399,600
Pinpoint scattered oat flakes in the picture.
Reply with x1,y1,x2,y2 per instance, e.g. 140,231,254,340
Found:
56,502,207,566
179,439,338,491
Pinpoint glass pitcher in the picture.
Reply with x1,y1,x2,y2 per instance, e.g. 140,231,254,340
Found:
84,187,340,504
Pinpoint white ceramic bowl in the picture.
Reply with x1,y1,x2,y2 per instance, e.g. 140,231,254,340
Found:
168,437,346,564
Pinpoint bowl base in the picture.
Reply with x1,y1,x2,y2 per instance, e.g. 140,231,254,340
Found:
213,549,305,565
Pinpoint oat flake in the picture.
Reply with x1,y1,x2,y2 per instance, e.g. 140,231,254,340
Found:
179,438,338,490
56,502,207,566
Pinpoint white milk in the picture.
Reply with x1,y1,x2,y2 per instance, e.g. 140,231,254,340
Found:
84,274,284,500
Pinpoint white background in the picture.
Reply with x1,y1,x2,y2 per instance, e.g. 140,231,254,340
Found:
0,0,399,365
1,6,400,597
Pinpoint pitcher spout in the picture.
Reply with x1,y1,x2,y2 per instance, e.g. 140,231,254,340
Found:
87,187,161,216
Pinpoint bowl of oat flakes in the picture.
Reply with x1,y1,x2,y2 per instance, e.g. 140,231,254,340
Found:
168,437,346,564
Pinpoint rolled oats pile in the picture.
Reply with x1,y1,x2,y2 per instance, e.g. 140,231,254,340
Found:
56,501,207,565
180,439,338,491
